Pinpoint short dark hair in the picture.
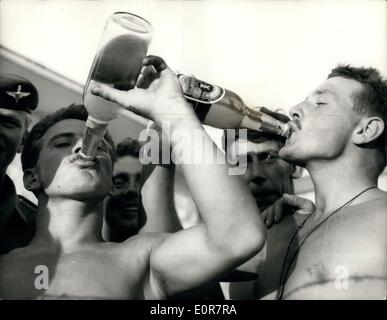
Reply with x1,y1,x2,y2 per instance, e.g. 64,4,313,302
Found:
21,104,116,171
115,137,140,160
328,65,387,169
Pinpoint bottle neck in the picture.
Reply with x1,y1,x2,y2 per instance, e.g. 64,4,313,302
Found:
78,117,109,160
240,107,290,138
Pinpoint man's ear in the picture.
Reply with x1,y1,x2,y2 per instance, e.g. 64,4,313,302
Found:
23,169,41,192
352,117,384,145
291,165,304,179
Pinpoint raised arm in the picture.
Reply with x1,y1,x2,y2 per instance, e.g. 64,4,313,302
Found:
138,144,182,233
92,56,266,297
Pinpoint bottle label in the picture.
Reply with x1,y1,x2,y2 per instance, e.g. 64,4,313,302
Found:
177,74,225,104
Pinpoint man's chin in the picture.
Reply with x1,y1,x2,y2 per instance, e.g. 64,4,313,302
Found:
279,146,306,167
55,183,109,201
279,143,297,160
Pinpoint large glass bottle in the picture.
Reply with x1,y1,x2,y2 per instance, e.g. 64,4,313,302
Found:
177,74,290,137
79,12,152,160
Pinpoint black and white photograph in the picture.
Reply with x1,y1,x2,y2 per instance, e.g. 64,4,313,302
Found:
0,0,386,305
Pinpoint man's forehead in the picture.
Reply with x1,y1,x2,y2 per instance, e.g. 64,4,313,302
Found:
314,76,363,100
43,118,86,141
114,155,142,175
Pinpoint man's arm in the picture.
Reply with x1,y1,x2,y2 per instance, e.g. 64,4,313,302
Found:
146,116,266,296
92,56,266,297
139,161,182,233
138,123,182,233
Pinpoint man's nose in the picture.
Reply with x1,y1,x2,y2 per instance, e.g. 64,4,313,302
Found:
249,155,266,184
128,175,140,193
289,103,302,120
72,139,83,154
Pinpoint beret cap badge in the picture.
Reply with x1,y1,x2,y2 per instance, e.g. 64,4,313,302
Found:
6,85,31,103
0,73,38,113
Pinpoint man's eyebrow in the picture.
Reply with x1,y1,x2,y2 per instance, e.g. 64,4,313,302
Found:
305,89,337,101
315,89,337,97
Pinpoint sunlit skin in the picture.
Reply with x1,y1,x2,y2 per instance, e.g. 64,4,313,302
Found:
0,103,265,299
33,119,113,201
279,77,364,166
255,76,387,299
1,56,266,300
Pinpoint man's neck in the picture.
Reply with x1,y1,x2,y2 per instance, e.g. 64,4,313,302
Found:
307,156,378,219
0,173,16,231
31,196,104,251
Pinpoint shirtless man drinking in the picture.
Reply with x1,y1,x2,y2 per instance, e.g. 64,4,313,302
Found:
275,65,387,299
254,65,387,299
0,57,266,299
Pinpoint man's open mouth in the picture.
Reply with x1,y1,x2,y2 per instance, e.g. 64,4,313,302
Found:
286,121,301,141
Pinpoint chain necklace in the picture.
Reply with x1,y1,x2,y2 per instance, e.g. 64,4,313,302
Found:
275,185,377,300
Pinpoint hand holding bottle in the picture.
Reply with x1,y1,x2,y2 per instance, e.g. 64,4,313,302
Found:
91,55,196,126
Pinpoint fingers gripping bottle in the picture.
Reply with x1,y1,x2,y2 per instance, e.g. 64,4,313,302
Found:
176,74,290,137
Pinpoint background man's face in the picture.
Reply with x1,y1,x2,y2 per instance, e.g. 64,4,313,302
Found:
35,119,113,200
279,76,363,165
0,107,28,172
230,139,294,210
105,155,142,232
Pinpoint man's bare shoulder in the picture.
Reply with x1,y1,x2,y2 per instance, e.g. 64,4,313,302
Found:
335,191,387,243
320,191,386,259
115,232,170,264
352,190,387,215
0,245,46,263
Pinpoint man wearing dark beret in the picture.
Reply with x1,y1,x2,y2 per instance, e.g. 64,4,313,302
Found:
0,73,38,254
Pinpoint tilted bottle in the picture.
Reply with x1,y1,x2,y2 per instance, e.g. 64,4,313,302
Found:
78,12,153,161
176,74,290,137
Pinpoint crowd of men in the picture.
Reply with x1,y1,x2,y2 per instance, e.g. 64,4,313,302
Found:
0,55,386,299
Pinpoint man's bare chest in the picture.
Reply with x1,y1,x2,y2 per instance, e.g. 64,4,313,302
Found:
279,219,348,299
0,249,146,299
